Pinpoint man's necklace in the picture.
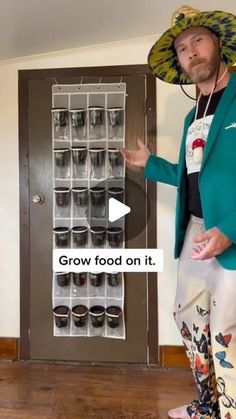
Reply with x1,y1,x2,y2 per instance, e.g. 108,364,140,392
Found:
192,68,228,164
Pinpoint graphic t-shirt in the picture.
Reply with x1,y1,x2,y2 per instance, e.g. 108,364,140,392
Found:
186,88,225,218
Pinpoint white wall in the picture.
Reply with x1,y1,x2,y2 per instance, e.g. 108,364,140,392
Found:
0,36,194,343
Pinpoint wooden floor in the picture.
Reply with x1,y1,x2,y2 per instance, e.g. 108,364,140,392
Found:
0,361,195,419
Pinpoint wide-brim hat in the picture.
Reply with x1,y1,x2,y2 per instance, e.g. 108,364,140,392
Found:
148,5,236,85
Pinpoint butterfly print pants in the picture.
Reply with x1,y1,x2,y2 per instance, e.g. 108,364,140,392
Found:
174,216,236,419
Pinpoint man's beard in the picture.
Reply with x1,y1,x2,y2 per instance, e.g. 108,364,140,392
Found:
182,53,220,84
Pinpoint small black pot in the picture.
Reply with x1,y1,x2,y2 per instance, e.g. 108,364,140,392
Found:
89,272,104,287
70,109,86,128
90,187,106,206
53,227,70,247
53,305,70,328
108,149,124,167
72,187,88,207
72,147,87,165
89,148,106,167
107,108,123,127
54,187,71,207
89,107,104,126
72,305,88,327
54,148,70,167
106,272,121,287
51,108,68,127
106,306,122,328
72,226,88,247
55,272,70,287
106,227,123,248
89,305,105,327
72,272,87,287
90,187,106,218
108,187,124,203
90,226,106,247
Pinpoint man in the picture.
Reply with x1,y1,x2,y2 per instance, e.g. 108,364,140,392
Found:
121,6,236,419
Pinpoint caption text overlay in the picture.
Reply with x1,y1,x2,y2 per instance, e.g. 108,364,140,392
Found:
53,249,163,273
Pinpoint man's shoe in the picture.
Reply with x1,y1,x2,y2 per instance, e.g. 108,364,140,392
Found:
168,404,189,419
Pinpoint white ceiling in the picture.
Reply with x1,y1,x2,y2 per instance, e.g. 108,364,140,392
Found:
0,0,236,61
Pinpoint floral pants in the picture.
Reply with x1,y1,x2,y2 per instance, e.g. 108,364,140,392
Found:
174,216,236,419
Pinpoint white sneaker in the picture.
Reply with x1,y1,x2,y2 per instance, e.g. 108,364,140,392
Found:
168,404,189,419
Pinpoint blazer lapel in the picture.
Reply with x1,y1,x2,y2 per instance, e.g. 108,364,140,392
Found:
200,73,236,172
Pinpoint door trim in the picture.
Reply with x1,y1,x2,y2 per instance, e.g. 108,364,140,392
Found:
160,346,189,368
19,65,158,365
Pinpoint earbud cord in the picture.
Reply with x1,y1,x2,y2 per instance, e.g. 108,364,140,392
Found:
194,66,228,122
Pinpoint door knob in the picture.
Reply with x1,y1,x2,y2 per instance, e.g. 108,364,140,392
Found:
32,194,45,204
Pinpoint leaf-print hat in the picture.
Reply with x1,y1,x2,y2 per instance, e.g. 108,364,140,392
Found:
148,5,236,84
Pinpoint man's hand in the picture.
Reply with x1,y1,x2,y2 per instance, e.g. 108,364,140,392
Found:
119,138,150,168
191,227,232,260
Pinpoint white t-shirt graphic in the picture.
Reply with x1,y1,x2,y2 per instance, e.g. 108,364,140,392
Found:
186,114,213,175
185,87,225,217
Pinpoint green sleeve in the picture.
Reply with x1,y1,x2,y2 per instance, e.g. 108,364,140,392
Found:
144,155,178,187
217,212,236,244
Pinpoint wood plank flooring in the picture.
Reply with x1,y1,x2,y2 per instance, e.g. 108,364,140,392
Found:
0,362,195,418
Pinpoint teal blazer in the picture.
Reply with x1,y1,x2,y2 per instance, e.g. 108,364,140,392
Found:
144,73,236,270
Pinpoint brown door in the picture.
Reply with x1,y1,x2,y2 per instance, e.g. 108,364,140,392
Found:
20,66,157,363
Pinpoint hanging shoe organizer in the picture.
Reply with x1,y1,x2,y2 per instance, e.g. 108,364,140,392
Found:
52,82,126,339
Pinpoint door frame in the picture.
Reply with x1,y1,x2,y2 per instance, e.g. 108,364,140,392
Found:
19,64,158,365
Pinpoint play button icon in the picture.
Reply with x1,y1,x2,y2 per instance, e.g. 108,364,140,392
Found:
85,177,150,242
108,198,131,222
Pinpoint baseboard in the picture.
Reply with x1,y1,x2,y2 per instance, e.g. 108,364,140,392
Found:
160,345,189,368
0,338,19,360
0,341,187,365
